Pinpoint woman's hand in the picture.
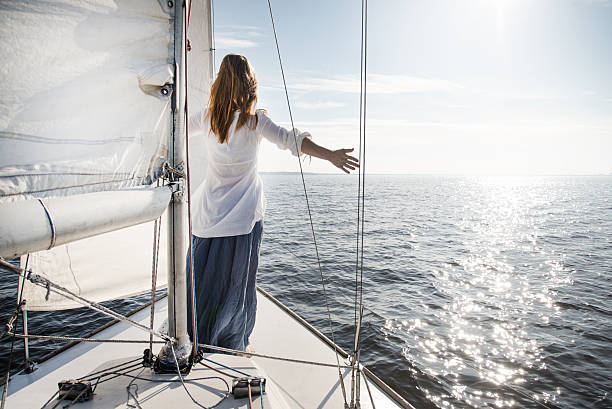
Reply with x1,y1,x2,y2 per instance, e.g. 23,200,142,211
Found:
301,138,359,173
328,148,359,174
300,139,359,174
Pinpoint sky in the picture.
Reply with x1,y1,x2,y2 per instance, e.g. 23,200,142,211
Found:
210,0,612,175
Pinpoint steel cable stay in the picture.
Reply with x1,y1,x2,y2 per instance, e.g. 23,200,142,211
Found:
262,231,385,322
1,3,556,409
0,149,555,402
264,0,350,406
2,331,353,370
148,179,163,361
183,0,199,357
348,0,368,406
260,0,556,407
0,3,345,398
4,1,353,408
0,258,174,344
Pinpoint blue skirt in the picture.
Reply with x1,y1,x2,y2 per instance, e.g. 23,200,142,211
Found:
186,220,263,352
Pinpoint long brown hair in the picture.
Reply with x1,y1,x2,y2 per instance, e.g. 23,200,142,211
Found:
208,54,258,143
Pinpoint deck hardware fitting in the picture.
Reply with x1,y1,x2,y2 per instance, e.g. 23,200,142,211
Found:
57,380,93,402
231,377,266,399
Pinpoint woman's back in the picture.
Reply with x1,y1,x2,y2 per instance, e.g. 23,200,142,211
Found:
190,109,309,238
187,53,358,353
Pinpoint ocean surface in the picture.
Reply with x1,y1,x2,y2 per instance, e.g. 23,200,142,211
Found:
1,174,611,408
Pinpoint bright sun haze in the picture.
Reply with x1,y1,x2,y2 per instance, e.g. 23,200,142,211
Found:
211,0,612,175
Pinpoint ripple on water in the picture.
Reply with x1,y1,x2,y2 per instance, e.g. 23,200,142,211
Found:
1,175,611,409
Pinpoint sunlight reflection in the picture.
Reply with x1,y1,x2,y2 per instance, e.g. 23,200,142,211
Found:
400,177,573,407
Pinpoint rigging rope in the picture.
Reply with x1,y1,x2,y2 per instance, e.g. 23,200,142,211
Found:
267,231,557,408
0,258,174,344
210,0,216,73
264,0,349,406
198,360,239,379
1,255,28,409
362,369,377,409
2,331,352,369
201,357,252,377
183,0,199,356
149,190,162,359
351,0,368,406
264,230,384,320
170,342,229,409
4,333,165,344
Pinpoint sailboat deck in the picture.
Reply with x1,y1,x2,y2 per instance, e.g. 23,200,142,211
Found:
7,289,409,408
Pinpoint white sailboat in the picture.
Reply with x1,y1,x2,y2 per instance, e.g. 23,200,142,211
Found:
0,0,414,407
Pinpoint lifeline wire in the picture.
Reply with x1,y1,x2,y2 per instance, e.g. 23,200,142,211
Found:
4,333,165,344
2,333,351,369
264,0,348,405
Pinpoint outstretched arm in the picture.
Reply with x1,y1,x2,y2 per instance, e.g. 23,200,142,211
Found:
301,138,359,174
256,111,359,173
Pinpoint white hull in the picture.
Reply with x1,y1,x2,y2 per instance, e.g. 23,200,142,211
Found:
6,288,412,408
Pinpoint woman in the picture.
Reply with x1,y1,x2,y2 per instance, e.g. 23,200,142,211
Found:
186,54,358,352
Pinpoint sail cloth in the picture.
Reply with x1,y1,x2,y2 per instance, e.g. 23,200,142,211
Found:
0,0,174,203
186,0,214,189
4,0,214,310
20,215,170,311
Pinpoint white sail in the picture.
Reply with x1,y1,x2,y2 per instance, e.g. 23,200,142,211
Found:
1,0,213,310
0,0,174,203
186,0,214,189
20,215,170,311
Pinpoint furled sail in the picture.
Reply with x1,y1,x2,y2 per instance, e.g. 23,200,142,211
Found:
1,0,213,310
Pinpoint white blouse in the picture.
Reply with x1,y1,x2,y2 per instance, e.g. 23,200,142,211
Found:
188,109,310,238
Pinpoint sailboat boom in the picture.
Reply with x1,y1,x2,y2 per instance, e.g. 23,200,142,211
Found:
0,186,171,259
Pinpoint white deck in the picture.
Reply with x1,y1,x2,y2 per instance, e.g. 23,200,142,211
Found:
7,290,408,408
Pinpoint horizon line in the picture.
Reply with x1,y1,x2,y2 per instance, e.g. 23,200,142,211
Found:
259,171,612,177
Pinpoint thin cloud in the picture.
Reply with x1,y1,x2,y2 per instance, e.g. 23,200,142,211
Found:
295,101,346,109
290,74,461,94
215,25,264,49
279,116,612,135
215,35,258,49
216,24,263,32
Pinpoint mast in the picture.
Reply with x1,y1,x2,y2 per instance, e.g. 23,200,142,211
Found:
157,0,192,369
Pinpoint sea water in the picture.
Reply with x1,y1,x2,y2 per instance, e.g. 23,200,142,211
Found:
1,174,610,408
